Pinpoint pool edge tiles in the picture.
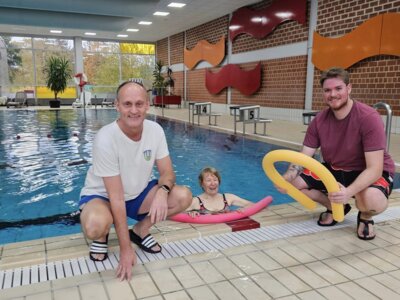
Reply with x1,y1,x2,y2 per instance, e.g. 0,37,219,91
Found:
1,192,399,263
0,204,400,291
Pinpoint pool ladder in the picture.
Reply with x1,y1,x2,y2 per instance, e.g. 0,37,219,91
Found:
373,102,392,151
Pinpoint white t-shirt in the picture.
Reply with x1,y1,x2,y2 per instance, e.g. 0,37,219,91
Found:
80,119,169,200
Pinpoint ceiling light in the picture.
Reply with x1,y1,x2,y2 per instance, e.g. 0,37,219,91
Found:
126,28,139,32
168,2,186,8
139,21,152,25
85,32,96,36
117,34,128,38
50,30,62,34
229,25,241,30
154,11,170,16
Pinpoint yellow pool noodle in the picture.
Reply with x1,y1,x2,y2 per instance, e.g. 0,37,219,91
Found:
262,149,344,222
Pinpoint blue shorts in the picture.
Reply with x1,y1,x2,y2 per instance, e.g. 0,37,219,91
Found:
79,179,158,221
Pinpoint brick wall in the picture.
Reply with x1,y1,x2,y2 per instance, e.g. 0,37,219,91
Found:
312,0,400,114
185,16,229,49
312,56,400,112
230,58,307,108
172,71,184,98
184,16,230,102
187,69,227,103
156,0,400,116
232,0,310,54
169,33,184,66
156,38,168,65
317,0,400,36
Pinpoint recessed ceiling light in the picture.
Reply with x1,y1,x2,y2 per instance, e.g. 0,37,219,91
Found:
168,2,186,8
153,11,170,16
85,32,96,36
138,21,152,25
50,30,62,34
126,28,139,32
117,34,128,38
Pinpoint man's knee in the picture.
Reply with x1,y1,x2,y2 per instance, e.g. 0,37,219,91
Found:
356,187,388,213
80,207,113,239
170,185,192,210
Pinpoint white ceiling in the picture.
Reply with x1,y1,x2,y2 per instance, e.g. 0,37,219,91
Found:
0,0,259,43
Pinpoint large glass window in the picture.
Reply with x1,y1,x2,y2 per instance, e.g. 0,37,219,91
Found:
35,50,75,86
121,54,154,83
0,37,34,96
33,38,74,51
0,36,155,101
83,52,120,93
83,41,155,94
0,36,75,100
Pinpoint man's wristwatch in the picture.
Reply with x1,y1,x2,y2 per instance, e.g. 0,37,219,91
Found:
160,184,171,194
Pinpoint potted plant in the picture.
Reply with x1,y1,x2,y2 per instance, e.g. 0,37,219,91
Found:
43,56,72,108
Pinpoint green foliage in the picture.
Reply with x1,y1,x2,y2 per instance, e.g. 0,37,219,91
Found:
152,60,166,95
2,37,22,83
43,56,72,99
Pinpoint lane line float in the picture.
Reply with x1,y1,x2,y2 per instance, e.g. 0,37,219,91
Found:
170,196,272,224
262,150,344,222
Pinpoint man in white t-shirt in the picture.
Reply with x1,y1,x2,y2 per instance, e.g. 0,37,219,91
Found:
79,81,192,281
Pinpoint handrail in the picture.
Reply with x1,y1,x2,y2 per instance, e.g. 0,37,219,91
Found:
373,102,392,151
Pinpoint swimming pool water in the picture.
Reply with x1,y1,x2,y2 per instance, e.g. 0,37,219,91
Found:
8,109,397,244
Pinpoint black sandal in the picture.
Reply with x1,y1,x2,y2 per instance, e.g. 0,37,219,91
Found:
317,203,352,227
89,234,109,262
357,211,375,240
129,229,162,254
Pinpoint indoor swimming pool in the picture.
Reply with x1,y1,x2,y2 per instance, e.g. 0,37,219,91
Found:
0,108,352,244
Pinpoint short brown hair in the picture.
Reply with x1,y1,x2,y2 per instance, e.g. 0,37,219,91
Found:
320,67,350,86
198,167,221,189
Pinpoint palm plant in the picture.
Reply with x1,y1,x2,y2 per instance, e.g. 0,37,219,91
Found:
43,56,72,100
152,60,166,96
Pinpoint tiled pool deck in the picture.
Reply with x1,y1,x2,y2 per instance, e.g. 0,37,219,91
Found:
1,105,400,300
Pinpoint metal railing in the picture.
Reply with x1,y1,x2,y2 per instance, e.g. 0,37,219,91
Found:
373,102,392,150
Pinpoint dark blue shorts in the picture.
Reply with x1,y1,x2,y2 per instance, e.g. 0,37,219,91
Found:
79,179,158,221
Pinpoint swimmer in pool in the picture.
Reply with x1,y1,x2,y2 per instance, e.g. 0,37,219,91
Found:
186,167,253,217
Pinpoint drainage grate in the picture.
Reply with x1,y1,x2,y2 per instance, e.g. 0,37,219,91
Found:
1,206,399,290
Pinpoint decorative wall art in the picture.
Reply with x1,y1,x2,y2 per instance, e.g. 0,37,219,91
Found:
229,0,307,41
205,62,261,95
312,13,400,70
184,36,225,70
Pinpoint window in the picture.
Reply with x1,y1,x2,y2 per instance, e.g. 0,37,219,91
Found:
0,36,155,101
83,41,155,94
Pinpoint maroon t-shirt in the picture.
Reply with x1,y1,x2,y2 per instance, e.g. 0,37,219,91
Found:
304,101,395,175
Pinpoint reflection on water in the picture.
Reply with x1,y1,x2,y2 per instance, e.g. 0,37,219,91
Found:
0,109,292,244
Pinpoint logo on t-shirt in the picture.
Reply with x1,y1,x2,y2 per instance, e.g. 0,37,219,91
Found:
143,149,152,161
